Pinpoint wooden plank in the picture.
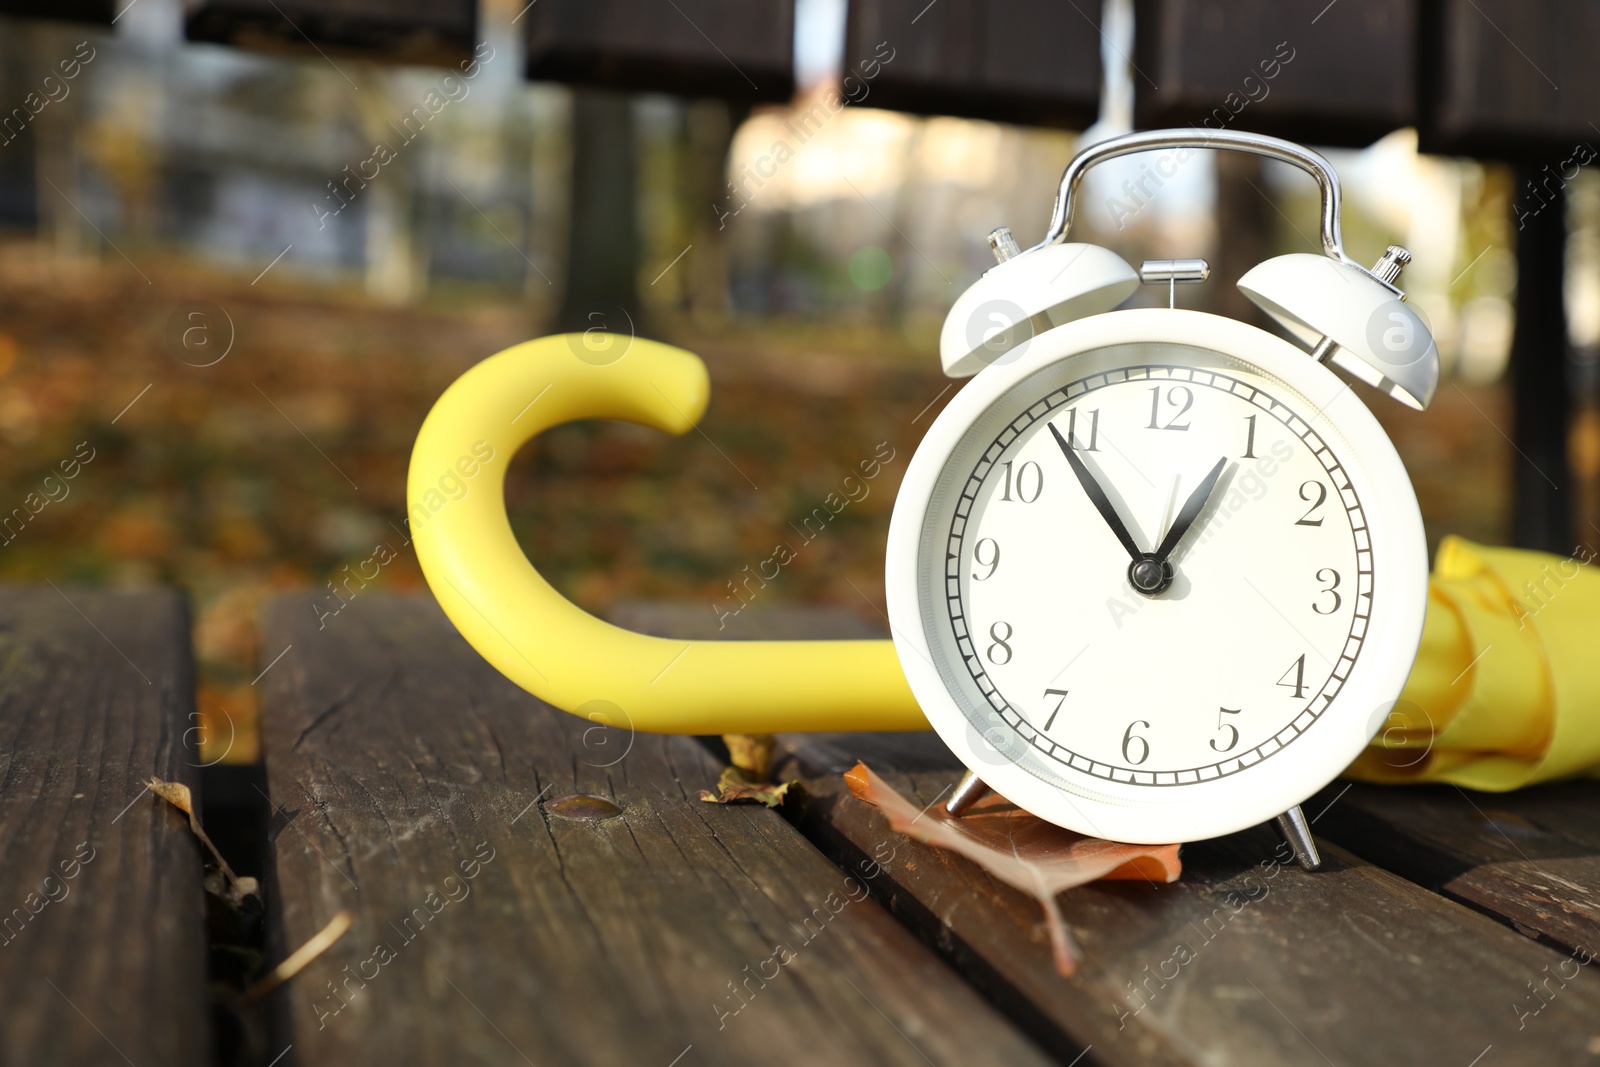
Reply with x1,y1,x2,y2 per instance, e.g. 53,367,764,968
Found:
185,0,477,67
842,0,1100,129
1310,779,1600,957
257,593,1057,1066
0,588,209,1065
1132,0,1415,148
779,731,1600,1066
0,1,114,24
1508,164,1574,550
525,0,795,103
1419,0,1600,157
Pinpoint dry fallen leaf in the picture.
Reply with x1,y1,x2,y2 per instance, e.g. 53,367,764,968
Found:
845,762,1181,977
699,766,798,808
241,909,355,1006
147,776,261,908
723,733,777,782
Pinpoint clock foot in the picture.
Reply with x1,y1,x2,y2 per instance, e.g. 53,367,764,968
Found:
945,770,992,817
1274,805,1322,871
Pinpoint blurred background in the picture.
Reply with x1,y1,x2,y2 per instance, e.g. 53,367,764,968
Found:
0,0,1594,763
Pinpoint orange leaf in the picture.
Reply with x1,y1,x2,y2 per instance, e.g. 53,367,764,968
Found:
844,762,1181,977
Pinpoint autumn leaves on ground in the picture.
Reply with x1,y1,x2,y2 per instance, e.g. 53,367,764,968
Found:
0,238,1525,763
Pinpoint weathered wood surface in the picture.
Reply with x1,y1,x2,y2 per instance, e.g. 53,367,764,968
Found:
185,0,477,67
0,0,115,24
1419,0,1600,157
258,593,1056,1066
1311,779,1600,957
779,731,1600,1066
842,0,1101,128
525,0,795,103
0,588,209,1066
1132,0,1415,147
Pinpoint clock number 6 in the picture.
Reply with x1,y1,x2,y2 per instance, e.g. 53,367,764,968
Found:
1312,568,1342,614
1210,707,1241,752
986,621,1013,665
1121,720,1150,765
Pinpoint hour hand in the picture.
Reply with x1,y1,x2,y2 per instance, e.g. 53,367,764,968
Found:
1154,456,1229,562
1047,421,1143,561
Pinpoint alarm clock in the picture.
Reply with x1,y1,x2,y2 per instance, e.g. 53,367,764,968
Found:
885,129,1438,867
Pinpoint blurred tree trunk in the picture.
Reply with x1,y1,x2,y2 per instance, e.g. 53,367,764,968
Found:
558,89,641,332
683,99,747,324
355,73,423,305
1212,151,1271,328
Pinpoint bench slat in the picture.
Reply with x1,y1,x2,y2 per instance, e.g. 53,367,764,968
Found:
0,588,209,1065
781,732,1600,1066
1312,779,1600,956
258,594,1056,1066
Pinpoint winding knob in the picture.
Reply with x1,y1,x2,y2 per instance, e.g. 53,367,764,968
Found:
1370,244,1412,287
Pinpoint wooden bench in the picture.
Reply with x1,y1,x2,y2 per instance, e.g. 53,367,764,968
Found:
6,589,1598,1065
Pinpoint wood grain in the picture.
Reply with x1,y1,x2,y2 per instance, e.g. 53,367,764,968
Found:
0,587,209,1066
780,732,1600,1066
1132,0,1415,148
842,0,1101,128
257,593,1056,1066
185,0,477,67
1419,0,1600,157
524,0,795,103
1311,779,1600,957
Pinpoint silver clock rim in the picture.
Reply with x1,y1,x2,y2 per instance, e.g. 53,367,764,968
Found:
884,308,1428,844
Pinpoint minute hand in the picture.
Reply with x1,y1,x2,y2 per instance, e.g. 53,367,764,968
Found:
1048,422,1143,561
1154,456,1229,562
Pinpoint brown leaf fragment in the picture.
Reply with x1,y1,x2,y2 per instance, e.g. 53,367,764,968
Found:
844,762,1181,977
723,733,777,782
699,765,798,808
240,909,355,1006
147,776,261,908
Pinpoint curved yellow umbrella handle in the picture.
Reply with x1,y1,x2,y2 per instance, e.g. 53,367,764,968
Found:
407,333,928,734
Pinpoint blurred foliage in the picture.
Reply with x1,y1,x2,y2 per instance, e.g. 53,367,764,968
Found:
0,238,1538,764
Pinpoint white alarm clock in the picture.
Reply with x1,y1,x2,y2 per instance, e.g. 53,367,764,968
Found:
885,130,1437,867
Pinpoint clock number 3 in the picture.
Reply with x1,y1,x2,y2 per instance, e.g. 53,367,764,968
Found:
986,621,1013,664
1312,568,1342,614
1210,707,1241,752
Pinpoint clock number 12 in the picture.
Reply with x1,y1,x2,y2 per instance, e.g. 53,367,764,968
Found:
1147,386,1193,431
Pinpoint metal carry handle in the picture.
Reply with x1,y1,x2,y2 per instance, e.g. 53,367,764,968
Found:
1030,129,1354,266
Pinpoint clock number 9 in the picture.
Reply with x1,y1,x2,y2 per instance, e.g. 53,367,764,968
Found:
1121,720,1150,765
1312,568,1342,614
972,537,1000,581
999,461,1043,503
1210,707,1241,752
986,621,1013,665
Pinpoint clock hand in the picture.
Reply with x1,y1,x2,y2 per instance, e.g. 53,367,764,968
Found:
1047,421,1143,561
1153,456,1229,563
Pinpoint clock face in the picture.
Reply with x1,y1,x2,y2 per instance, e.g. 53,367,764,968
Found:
887,310,1427,843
